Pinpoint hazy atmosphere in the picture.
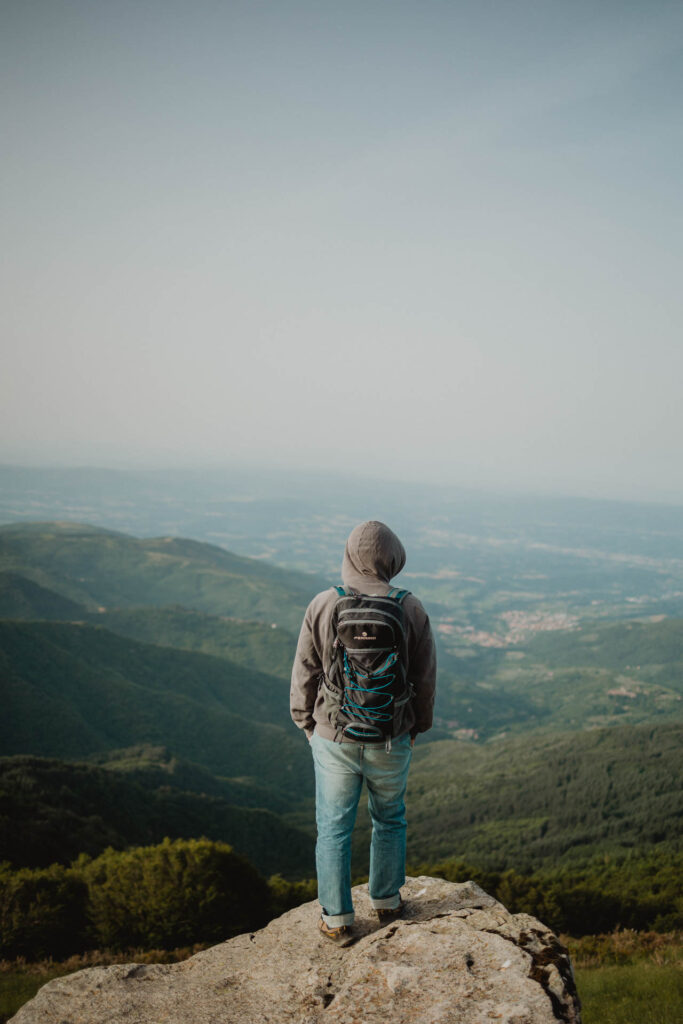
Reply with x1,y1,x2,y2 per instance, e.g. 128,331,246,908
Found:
3,0,682,501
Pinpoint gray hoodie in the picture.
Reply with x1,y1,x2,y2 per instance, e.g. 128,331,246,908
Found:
290,521,437,742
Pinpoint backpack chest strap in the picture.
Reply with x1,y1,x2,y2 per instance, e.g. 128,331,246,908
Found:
335,585,409,603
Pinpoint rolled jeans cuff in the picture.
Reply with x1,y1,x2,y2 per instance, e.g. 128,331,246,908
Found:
370,893,401,910
322,909,355,927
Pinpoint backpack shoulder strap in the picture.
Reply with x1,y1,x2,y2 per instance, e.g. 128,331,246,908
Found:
334,585,347,597
387,587,410,604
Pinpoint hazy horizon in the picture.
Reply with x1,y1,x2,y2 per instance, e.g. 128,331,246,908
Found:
3,1,682,504
2,457,683,511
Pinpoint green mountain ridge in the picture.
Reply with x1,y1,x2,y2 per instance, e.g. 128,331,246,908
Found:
0,521,325,631
4,519,683,743
84,605,298,680
0,571,84,621
90,745,294,814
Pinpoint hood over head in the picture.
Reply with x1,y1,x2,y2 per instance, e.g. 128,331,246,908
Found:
341,520,406,592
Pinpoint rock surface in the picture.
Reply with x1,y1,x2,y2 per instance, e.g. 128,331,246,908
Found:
11,876,581,1024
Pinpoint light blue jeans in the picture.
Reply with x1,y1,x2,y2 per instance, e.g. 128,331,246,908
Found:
310,731,413,927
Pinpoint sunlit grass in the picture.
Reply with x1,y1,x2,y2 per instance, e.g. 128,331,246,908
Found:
0,968,63,1024
576,964,683,1024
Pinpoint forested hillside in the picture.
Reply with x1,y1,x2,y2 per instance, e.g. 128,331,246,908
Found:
0,755,313,877
0,620,310,792
0,572,84,621
399,723,683,868
84,605,298,680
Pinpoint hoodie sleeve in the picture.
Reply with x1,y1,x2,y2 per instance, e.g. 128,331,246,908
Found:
290,598,323,738
409,612,437,738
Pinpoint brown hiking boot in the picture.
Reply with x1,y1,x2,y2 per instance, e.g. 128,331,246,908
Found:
318,916,356,947
376,899,405,924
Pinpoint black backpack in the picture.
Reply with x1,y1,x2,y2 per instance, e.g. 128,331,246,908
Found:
322,585,413,748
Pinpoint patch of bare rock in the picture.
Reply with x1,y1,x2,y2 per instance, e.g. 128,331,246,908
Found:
11,876,581,1024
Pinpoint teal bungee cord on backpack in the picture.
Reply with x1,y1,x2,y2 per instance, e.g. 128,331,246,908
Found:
322,586,413,748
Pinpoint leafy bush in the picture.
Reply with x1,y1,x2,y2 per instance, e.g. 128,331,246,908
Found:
566,929,682,968
0,862,87,960
80,837,271,949
268,873,317,917
0,838,273,960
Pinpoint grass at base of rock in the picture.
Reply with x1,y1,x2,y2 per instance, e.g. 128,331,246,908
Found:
575,964,683,1024
566,932,682,1024
1,971,63,1024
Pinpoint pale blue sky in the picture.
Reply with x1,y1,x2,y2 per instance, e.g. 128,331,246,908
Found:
2,0,682,501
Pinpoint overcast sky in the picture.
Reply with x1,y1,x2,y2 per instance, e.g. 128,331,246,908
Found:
2,0,682,502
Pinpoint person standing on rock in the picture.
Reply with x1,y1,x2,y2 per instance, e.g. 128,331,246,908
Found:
290,520,437,946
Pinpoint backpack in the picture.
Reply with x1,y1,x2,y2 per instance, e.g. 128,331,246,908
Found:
321,585,413,748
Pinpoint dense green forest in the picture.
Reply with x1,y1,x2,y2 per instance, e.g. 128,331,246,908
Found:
86,605,298,680
0,754,313,876
3,722,680,900
0,572,84,621
400,723,683,868
91,745,295,813
409,847,683,935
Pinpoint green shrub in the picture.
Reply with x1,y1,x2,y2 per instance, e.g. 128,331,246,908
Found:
268,873,317,917
0,862,88,960
409,852,683,936
80,837,271,950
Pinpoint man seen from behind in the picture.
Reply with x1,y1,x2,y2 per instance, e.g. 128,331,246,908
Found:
290,520,437,946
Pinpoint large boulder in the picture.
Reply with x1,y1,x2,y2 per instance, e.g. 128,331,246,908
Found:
11,876,581,1024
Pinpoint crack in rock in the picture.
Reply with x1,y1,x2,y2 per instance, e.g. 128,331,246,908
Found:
474,922,580,1023
519,929,581,1023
